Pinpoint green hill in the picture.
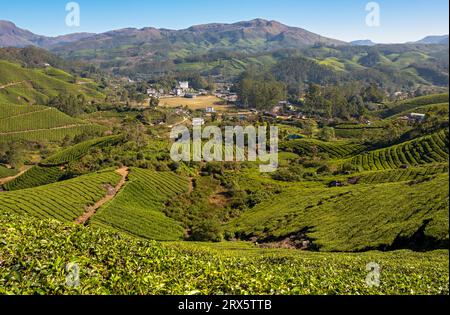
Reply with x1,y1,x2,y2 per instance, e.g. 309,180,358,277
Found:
226,173,449,252
2,136,121,191
0,103,106,143
379,93,449,118
0,60,104,105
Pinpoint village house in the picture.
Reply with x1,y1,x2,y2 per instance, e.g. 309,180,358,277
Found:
179,81,189,90
173,81,190,96
408,113,426,122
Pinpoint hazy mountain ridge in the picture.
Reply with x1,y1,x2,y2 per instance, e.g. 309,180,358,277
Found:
0,20,94,48
415,35,449,45
350,40,377,46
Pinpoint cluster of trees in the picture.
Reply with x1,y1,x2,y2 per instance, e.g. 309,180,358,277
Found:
301,83,385,120
0,142,25,168
236,71,286,110
48,93,90,116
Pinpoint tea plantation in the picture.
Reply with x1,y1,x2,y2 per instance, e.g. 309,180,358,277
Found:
0,211,447,295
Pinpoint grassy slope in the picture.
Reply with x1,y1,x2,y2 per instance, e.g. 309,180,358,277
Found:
0,60,104,105
2,166,64,191
0,165,18,178
226,174,449,252
0,211,447,295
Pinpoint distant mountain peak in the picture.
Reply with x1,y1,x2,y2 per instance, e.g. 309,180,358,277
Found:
350,39,376,46
0,20,96,48
415,35,449,45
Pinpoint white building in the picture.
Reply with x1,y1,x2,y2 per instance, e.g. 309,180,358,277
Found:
179,81,189,90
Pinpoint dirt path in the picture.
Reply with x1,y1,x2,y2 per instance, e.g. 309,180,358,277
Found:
168,117,189,129
74,167,129,225
0,165,32,186
0,81,24,89
187,177,194,194
0,108,52,121
0,124,87,135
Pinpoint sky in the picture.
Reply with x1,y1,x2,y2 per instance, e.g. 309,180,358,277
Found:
0,0,448,43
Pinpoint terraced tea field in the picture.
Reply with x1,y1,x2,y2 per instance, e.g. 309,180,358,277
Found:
0,103,106,142
0,60,104,105
2,166,64,191
41,135,122,166
349,164,449,184
90,168,189,241
349,130,449,171
379,93,449,118
226,173,449,252
0,170,121,222
280,138,366,159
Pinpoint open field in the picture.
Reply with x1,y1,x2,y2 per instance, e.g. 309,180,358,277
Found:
0,165,18,179
159,95,234,111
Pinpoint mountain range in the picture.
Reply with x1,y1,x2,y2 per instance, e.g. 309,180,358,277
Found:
1,19,346,50
1,19,448,50
0,19,448,88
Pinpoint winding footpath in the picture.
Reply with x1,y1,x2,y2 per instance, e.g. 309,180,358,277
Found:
0,81,24,90
0,165,32,186
75,167,129,225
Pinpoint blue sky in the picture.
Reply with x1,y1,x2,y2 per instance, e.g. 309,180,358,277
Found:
0,0,448,43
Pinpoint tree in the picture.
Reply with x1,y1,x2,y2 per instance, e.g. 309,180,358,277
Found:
1,143,24,168
386,122,402,144
318,127,335,142
48,93,88,116
302,120,314,138
149,96,159,108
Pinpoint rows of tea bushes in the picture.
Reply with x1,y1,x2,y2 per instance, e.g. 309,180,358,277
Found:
41,135,122,166
351,164,449,184
2,166,63,191
227,173,449,252
90,168,189,241
350,130,448,171
281,139,366,159
0,210,448,295
0,170,121,222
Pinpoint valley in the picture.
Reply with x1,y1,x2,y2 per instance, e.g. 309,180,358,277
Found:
0,15,448,296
